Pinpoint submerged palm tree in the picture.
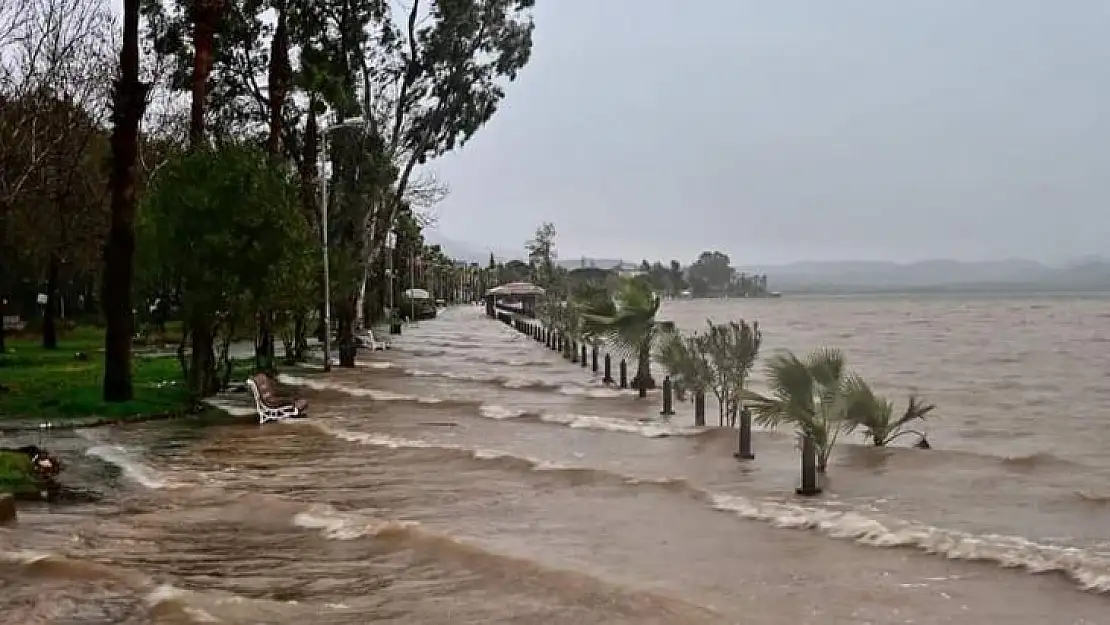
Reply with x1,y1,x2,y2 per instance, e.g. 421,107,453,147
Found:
741,347,852,473
580,276,661,397
844,379,936,446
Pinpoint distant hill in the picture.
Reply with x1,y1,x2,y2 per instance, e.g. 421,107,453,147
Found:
736,259,1110,293
422,234,1110,292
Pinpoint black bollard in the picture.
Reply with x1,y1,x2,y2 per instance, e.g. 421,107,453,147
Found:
693,391,706,427
545,328,552,348
796,436,822,496
591,346,598,373
556,333,563,352
602,354,613,384
580,344,587,367
619,360,628,389
570,340,578,362
733,407,755,460
660,376,675,416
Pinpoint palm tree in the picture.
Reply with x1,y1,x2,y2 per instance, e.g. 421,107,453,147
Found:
741,348,852,473
580,276,661,397
844,379,936,446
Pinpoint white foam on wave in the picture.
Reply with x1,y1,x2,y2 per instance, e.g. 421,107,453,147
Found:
540,413,701,438
85,444,175,489
708,493,1110,594
313,424,572,472
276,374,442,404
292,503,419,541
476,404,703,438
201,398,257,417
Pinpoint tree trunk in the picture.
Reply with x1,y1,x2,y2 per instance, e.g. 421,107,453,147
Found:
102,0,148,402
255,310,275,373
633,342,655,396
293,313,308,361
337,298,357,367
267,7,289,157
188,317,218,399
0,296,7,354
189,2,223,147
42,254,59,349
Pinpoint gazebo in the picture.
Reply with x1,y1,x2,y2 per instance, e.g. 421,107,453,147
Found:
484,282,545,318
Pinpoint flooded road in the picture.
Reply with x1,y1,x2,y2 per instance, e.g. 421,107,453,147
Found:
3,301,1109,623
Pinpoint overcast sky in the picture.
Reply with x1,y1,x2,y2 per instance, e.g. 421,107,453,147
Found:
429,0,1110,264
109,0,1110,265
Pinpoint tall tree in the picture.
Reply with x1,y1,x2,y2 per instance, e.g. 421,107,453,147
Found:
103,0,151,401
190,0,226,145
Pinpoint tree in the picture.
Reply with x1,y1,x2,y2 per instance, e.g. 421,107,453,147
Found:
687,251,733,297
526,221,557,288
581,276,662,397
139,143,307,398
103,0,151,401
844,382,936,447
697,320,762,426
742,348,853,473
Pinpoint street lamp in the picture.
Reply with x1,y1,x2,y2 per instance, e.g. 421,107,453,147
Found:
318,116,367,371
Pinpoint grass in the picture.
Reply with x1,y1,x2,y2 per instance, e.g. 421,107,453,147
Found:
0,451,41,497
0,325,252,423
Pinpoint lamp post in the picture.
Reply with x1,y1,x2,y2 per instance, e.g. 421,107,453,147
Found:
318,117,366,372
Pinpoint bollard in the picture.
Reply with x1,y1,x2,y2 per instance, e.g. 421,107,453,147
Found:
602,354,613,384
556,333,563,352
733,407,755,460
693,391,706,427
570,340,578,362
580,344,587,367
545,328,552,348
619,360,628,389
796,436,822,496
591,346,598,373
660,376,675,416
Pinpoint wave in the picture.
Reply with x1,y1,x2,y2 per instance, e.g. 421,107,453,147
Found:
709,493,1110,593
201,398,257,417
276,374,447,404
286,502,716,620
1000,451,1078,471
292,503,420,541
477,404,704,438
311,424,689,491
315,423,1110,595
85,444,175,489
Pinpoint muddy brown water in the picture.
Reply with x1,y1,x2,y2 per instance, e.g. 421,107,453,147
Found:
2,297,1110,624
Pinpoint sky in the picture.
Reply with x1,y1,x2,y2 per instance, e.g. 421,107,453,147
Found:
427,0,1110,265
105,0,1110,265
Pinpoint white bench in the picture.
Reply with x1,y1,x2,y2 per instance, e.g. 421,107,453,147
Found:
247,374,308,425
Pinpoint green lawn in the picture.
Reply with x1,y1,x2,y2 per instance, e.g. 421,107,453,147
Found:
0,451,41,498
0,326,250,423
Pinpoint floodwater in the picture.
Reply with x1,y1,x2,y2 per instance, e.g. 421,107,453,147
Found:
3,296,1110,624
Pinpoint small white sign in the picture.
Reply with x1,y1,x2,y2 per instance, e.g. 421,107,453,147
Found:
36,293,47,305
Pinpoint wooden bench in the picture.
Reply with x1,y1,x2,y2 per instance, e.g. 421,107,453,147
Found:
247,373,308,425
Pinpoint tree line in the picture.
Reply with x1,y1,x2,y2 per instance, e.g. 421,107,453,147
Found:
0,0,536,399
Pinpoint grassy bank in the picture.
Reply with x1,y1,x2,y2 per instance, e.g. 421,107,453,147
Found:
0,326,250,424
0,451,41,498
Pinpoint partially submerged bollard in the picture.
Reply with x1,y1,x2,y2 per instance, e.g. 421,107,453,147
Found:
660,376,675,416
602,354,613,384
619,360,628,389
796,436,822,496
570,339,578,362
556,333,563,352
580,344,587,368
733,407,755,460
693,391,706,426
591,346,598,373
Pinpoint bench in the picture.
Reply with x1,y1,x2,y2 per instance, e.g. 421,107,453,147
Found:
247,373,308,425
355,329,389,351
